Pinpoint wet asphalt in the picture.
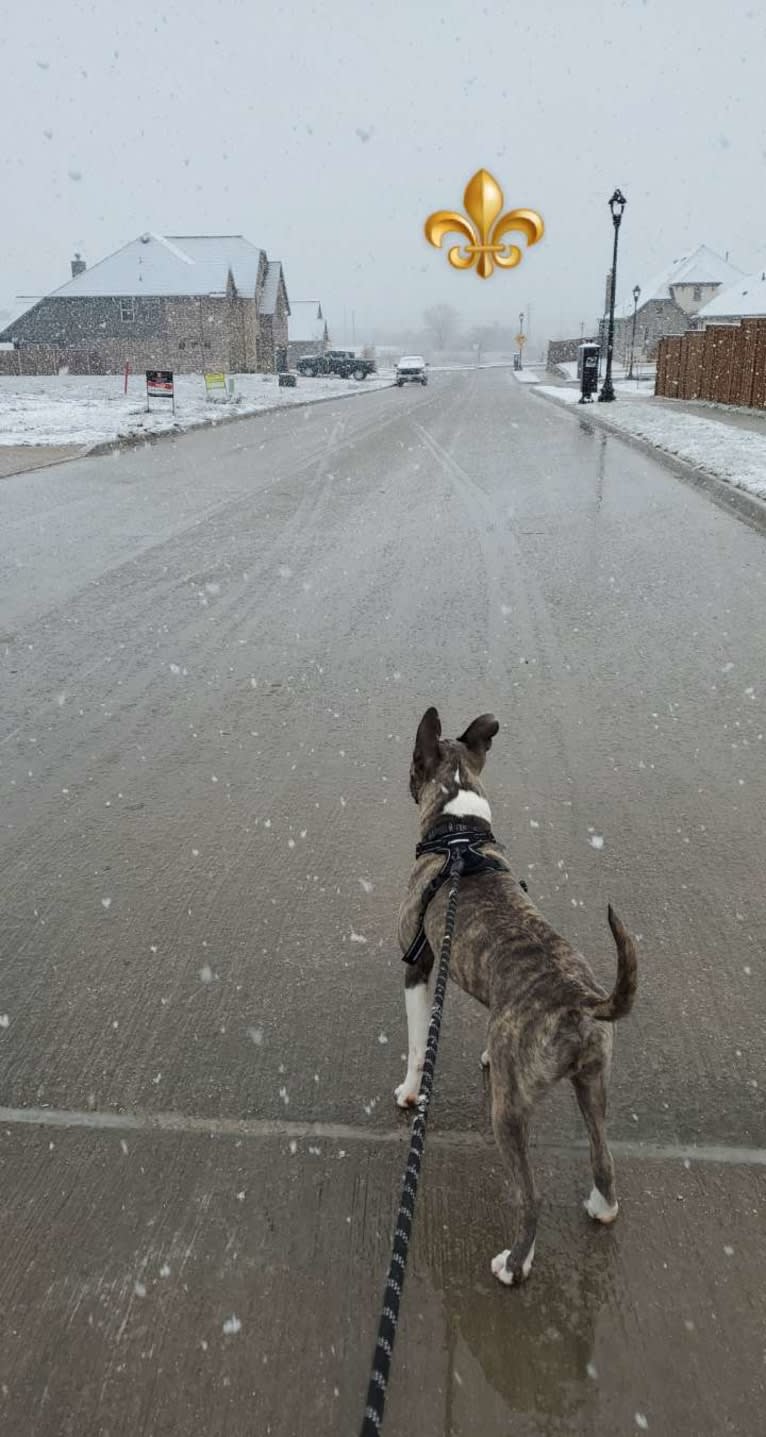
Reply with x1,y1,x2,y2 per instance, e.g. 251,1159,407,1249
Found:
0,367,764,1435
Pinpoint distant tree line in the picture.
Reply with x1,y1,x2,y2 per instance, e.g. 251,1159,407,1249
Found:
373,305,524,357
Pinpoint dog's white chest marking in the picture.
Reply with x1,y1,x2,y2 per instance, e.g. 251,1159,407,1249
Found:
444,788,492,823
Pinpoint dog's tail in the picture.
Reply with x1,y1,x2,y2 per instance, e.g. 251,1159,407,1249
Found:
586,905,638,1022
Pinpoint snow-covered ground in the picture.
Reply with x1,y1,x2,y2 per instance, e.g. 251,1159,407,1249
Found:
537,385,766,501
512,365,548,384
555,360,656,385
0,371,394,447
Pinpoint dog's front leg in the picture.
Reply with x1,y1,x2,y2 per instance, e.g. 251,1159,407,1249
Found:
394,971,432,1108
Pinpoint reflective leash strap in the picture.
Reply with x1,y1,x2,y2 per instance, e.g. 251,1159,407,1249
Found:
360,856,463,1437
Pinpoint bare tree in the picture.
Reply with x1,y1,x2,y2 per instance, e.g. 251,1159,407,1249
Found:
423,304,460,350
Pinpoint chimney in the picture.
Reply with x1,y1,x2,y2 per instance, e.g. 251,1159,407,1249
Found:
71,252,86,277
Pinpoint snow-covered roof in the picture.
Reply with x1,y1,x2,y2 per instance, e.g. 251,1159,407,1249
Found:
615,245,744,318
0,299,31,332
288,300,325,343
260,260,287,315
45,233,265,299
696,270,766,320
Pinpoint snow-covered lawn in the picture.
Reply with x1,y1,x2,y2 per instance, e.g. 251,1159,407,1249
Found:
537,385,766,501
0,370,394,447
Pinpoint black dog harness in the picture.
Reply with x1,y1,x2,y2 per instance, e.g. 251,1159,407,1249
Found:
401,819,510,966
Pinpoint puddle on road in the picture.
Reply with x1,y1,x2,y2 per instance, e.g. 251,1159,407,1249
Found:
403,1154,619,1432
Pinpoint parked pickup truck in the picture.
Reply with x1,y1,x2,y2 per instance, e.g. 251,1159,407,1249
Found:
395,355,428,386
296,350,376,380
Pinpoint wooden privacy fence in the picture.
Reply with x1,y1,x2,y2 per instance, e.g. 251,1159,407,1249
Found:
655,320,766,407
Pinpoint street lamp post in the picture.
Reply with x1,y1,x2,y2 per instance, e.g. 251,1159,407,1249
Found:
627,284,641,381
518,310,524,370
598,188,627,403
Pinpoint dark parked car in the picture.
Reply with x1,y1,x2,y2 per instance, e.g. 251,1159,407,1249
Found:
296,349,376,380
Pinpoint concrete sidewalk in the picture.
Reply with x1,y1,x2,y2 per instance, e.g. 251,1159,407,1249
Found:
0,443,87,479
652,393,766,438
0,1117,762,1436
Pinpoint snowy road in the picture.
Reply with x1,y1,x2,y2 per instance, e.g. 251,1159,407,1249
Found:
1,368,764,1434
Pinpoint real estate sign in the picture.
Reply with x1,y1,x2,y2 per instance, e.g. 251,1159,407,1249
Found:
204,371,227,401
146,370,175,412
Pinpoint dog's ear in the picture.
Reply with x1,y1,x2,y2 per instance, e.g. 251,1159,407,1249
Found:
458,714,499,768
411,707,442,798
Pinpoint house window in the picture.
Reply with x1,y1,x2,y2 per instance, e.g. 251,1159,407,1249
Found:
693,286,702,301
120,297,135,322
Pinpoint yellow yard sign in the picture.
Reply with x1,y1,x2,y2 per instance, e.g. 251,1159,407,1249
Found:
204,371,227,400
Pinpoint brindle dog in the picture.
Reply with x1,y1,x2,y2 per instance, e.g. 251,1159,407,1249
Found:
396,707,637,1286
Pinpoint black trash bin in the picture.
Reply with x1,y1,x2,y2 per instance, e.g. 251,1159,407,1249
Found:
578,343,600,403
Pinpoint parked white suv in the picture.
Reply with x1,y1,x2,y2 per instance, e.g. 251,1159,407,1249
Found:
396,355,428,387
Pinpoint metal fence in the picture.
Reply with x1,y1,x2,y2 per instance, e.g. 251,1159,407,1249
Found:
655,320,766,408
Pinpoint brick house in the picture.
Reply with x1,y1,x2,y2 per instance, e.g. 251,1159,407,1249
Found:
287,300,329,367
610,244,743,362
0,233,290,375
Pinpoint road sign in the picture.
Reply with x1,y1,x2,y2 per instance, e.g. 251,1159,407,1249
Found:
515,333,526,348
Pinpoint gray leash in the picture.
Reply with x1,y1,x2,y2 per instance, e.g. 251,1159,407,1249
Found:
359,852,463,1435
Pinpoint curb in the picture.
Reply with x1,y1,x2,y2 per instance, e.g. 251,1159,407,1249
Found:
2,380,397,473
83,380,397,459
531,386,766,537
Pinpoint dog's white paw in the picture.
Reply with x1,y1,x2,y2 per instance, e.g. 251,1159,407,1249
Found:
480,1049,490,1070
394,1081,419,1109
491,1241,535,1286
584,1186,619,1224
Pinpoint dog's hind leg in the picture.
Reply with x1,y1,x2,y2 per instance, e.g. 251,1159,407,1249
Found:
572,1067,619,1223
490,1084,540,1286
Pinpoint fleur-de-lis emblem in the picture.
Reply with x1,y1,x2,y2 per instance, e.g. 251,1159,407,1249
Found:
424,169,544,279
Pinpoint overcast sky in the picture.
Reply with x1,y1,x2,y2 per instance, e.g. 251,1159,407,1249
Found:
2,0,765,351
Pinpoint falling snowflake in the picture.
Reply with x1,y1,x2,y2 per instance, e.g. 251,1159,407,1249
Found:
589,835,604,850
199,964,214,984
222,1315,241,1336
350,930,367,944
101,897,112,910
0,1015,9,1030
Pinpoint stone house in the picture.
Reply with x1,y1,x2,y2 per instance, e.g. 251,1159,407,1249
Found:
287,300,329,367
610,244,743,361
0,233,290,375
